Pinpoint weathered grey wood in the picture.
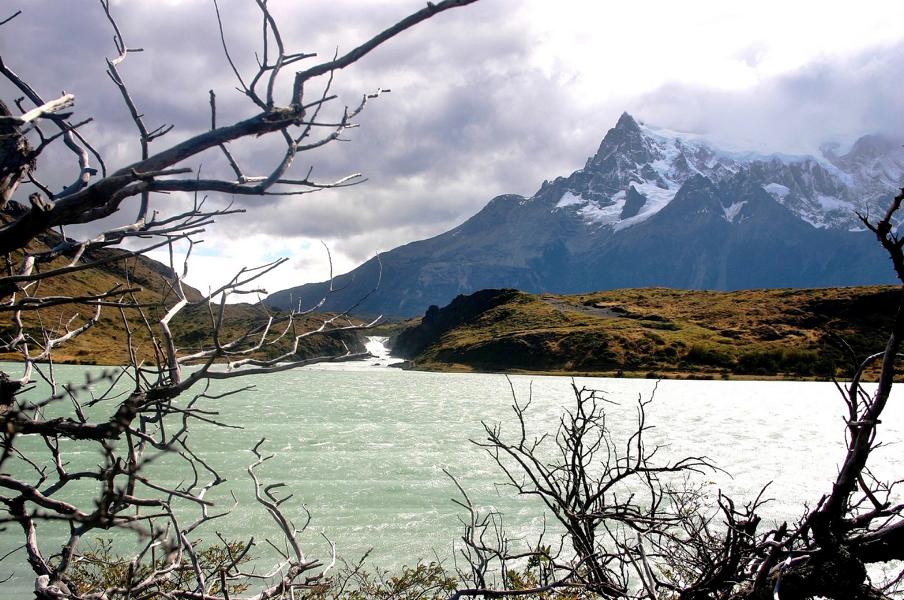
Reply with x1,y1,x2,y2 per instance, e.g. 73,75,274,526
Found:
0,93,74,126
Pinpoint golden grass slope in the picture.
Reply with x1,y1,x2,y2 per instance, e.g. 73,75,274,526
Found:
1,243,363,366
400,286,898,379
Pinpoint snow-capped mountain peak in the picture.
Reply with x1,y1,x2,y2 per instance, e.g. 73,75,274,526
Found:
269,112,900,317
545,113,904,231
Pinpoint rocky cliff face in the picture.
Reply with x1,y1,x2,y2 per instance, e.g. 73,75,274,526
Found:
392,288,521,359
267,114,902,317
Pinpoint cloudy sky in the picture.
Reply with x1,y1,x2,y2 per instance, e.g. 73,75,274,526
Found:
4,0,904,298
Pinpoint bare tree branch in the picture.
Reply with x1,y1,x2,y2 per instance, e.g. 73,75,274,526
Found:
0,1,476,598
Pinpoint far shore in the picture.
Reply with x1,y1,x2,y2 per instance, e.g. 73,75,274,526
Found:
1,355,858,382
380,358,876,382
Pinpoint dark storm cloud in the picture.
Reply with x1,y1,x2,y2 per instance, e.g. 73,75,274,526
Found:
0,1,255,203
1,0,598,258
227,1,609,252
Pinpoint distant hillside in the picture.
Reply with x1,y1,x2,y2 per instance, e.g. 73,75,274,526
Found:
171,302,366,368
0,211,365,365
267,113,901,318
392,286,899,379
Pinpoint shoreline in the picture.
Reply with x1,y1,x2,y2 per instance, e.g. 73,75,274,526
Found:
387,359,864,382
0,356,845,382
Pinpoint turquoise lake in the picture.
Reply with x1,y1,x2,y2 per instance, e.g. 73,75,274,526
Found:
1,345,901,595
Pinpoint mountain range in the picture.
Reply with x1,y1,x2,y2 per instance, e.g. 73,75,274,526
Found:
266,113,904,317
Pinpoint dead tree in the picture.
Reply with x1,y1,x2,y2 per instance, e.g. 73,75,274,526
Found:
450,381,718,599
707,191,904,600
0,1,475,598
451,191,904,598
727,191,904,600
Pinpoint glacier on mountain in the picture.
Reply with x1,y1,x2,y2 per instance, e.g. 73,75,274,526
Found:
547,113,904,232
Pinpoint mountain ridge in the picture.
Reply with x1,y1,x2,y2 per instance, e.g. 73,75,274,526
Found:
267,113,903,317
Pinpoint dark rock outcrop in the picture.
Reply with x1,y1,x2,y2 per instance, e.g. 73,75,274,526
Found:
392,289,520,359
620,185,646,219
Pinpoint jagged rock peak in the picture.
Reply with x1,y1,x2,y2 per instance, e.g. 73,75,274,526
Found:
614,111,641,132
589,112,655,168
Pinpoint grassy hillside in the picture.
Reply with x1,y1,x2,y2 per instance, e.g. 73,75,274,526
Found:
392,286,899,379
1,232,364,366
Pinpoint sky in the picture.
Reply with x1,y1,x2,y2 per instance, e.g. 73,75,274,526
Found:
4,0,904,299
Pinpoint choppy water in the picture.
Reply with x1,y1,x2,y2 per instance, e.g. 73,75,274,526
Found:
1,340,902,595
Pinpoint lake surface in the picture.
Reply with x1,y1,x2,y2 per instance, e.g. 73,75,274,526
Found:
2,340,902,594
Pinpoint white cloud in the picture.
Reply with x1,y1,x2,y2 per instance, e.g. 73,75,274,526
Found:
522,0,904,98
146,231,356,300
